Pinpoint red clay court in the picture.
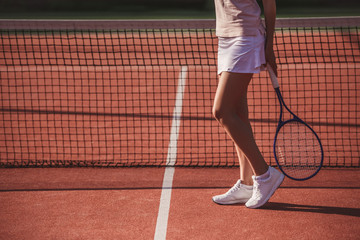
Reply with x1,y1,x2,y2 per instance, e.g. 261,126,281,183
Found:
0,18,359,239
0,168,359,239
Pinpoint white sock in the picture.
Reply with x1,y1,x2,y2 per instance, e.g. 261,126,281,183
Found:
240,180,253,189
241,184,253,190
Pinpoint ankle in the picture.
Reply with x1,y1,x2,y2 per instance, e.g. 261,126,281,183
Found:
254,166,271,180
241,180,253,186
254,165,269,177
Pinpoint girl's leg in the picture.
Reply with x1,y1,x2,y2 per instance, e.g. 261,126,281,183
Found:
235,144,254,186
233,84,254,185
212,71,284,208
213,71,268,176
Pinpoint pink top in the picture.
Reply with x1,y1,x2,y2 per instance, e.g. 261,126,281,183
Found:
214,0,263,37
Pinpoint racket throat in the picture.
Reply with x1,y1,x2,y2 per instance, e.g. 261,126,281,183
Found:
275,88,285,123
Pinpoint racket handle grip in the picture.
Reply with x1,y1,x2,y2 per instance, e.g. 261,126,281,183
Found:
267,64,280,89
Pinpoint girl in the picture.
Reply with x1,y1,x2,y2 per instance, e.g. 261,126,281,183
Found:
212,0,284,209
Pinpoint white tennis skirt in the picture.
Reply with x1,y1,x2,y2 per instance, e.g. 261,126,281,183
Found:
217,29,266,75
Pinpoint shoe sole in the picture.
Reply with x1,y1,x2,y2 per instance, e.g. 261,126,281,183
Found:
245,173,285,209
212,198,250,205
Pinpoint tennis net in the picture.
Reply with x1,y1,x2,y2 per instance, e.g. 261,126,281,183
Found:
0,17,359,167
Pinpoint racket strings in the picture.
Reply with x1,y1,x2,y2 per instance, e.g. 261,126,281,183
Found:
275,121,322,179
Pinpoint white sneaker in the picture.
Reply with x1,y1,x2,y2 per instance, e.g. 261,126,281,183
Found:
245,166,284,209
212,180,253,205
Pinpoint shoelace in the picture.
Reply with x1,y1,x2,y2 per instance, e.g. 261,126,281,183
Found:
225,182,241,195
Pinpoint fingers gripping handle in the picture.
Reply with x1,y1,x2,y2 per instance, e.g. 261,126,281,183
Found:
267,64,279,89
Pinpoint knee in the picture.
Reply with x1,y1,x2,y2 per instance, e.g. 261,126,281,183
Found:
212,106,222,122
212,105,231,125
213,104,248,126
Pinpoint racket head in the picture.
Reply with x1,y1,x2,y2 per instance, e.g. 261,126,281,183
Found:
274,119,324,181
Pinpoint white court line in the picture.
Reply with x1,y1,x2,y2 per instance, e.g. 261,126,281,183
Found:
154,66,187,240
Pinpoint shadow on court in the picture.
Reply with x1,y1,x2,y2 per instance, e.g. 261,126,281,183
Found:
262,202,360,217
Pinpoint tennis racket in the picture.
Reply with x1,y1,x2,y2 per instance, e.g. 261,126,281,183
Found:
268,64,324,181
